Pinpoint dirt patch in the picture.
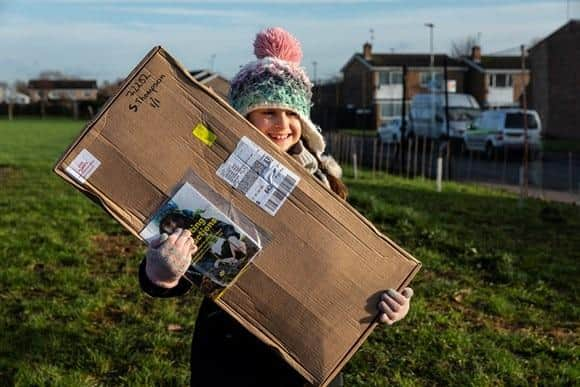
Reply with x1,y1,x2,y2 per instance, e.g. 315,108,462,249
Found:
0,165,20,184
91,234,142,259
89,234,143,274
449,300,578,343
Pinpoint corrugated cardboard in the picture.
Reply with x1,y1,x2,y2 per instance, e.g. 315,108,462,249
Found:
53,47,421,386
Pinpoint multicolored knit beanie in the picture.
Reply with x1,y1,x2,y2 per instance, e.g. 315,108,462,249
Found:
229,27,326,155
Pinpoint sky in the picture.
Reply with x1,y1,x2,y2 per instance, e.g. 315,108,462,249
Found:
0,0,578,85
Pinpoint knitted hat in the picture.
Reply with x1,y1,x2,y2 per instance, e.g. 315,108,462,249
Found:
229,27,326,155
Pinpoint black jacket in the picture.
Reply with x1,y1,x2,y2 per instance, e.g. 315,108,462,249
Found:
139,261,343,387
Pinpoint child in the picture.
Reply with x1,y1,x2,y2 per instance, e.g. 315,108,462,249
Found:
140,27,413,387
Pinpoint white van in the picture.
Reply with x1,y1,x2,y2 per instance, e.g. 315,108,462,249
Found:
463,109,542,158
409,93,481,140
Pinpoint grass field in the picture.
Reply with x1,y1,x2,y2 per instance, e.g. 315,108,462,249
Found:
1,118,578,386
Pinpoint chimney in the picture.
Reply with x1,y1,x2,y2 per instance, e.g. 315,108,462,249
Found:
363,42,372,61
471,45,481,63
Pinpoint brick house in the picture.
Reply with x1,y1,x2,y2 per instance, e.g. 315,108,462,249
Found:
340,43,467,129
529,20,580,139
311,78,343,130
0,82,7,102
27,79,98,118
189,70,230,101
28,79,98,103
461,46,530,109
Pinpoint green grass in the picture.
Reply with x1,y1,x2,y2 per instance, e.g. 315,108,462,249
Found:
1,118,579,386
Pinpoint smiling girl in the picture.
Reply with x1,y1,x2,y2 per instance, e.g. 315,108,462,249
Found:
140,27,413,387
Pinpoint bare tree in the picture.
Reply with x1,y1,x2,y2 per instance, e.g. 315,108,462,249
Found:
450,35,480,58
37,70,67,80
14,80,29,95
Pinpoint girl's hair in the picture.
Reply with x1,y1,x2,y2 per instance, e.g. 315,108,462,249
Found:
305,142,349,200
324,170,349,200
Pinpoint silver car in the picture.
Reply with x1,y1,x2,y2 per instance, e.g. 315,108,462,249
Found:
377,118,408,144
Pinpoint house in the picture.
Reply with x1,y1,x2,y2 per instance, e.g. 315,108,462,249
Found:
189,70,230,101
0,82,30,104
340,43,468,129
311,78,343,130
529,20,580,139
0,82,8,103
462,46,530,109
4,91,30,105
27,79,98,103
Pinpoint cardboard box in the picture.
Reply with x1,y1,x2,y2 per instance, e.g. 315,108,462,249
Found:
53,46,421,386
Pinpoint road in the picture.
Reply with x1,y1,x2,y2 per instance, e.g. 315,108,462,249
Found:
324,133,580,194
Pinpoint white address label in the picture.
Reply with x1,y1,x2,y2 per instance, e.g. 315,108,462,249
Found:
65,149,101,184
217,136,300,216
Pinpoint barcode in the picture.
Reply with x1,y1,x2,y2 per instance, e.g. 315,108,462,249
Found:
222,169,239,185
252,159,268,175
265,188,288,213
217,137,301,216
238,171,258,194
279,174,297,194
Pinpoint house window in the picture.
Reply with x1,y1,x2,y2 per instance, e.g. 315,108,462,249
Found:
379,71,403,86
379,101,410,119
488,73,513,87
420,71,443,87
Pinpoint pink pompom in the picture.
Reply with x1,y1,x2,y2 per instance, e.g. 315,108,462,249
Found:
254,27,303,64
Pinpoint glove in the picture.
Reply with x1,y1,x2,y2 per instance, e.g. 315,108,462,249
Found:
377,287,414,325
227,236,247,256
145,228,197,288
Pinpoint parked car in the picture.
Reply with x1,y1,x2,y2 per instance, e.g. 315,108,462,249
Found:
377,117,408,144
409,93,481,140
463,109,542,158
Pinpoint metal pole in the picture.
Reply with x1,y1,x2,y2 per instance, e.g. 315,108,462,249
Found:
428,139,434,178
378,141,383,173
436,157,443,192
569,152,573,193
386,142,391,173
360,138,364,169
503,146,508,184
421,135,426,178
444,56,451,180
350,137,355,167
400,65,408,174
468,150,473,180
426,23,435,140
337,134,342,164
446,142,451,180
407,139,412,178
372,138,378,177
413,135,419,177
521,44,529,198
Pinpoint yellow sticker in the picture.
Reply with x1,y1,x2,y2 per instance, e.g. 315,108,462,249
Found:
192,123,216,146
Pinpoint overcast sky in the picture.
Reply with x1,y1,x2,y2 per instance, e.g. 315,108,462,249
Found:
0,0,578,84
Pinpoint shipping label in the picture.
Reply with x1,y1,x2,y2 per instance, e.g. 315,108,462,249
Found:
65,149,101,184
217,137,300,216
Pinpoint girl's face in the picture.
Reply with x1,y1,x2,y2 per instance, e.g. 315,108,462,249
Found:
247,108,302,152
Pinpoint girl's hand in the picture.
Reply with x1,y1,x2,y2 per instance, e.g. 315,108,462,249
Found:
228,236,247,256
145,228,197,288
377,287,413,325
